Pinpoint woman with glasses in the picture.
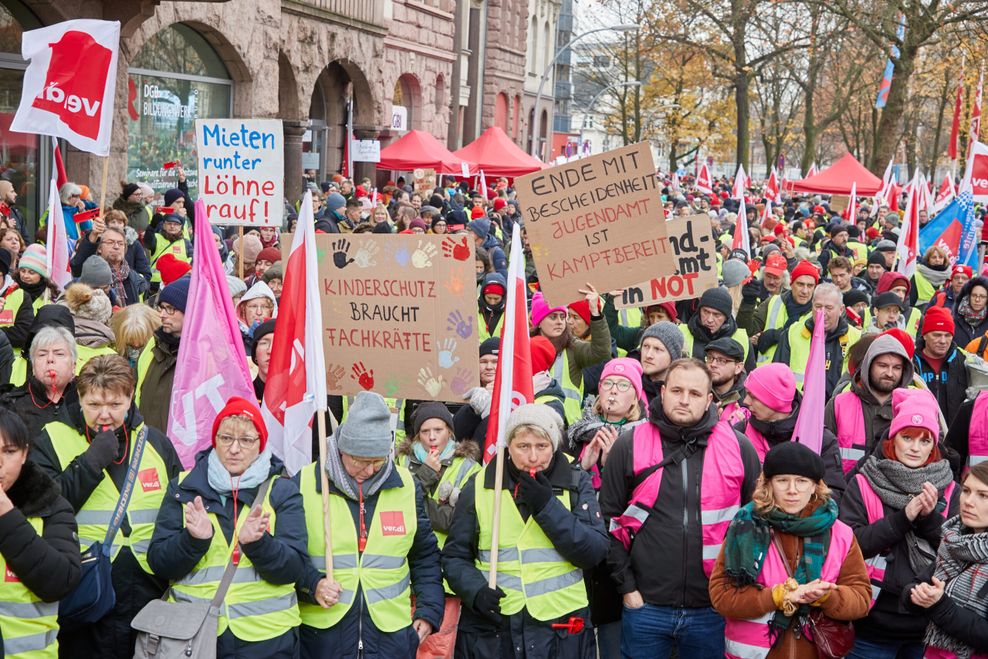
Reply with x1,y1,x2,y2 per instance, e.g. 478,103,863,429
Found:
952,277,988,349
148,396,308,658
566,357,648,657
32,355,182,659
236,281,278,353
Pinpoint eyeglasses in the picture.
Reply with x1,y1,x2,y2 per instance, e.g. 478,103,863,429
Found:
600,379,632,393
101,239,124,248
705,355,737,366
348,456,386,470
215,434,260,448
244,302,273,313
159,304,179,316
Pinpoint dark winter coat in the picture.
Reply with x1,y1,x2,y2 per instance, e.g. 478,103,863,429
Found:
147,450,307,657
946,396,985,478
0,329,12,386
70,229,152,287
598,403,760,608
442,452,607,659
397,437,481,537
293,461,444,659
904,564,988,654
952,277,988,348
774,314,856,401
111,197,149,234
913,340,968,428
453,380,568,447
839,469,959,644
0,375,78,440
137,329,180,433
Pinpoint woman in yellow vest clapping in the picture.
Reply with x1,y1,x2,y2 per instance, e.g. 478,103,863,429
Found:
442,403,609,659
147,396,308,658
0,409,80,658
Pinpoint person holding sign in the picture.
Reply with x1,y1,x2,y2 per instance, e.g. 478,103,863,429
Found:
294,392,444,658
442,403,608,659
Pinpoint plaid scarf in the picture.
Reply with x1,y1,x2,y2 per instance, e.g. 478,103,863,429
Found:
925,517,988,658
110,261,130,305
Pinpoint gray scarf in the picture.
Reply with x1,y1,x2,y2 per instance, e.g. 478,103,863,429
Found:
916,262,950,289
324,431,394,500
858,455,954,573
925,517,988,658
206,448,272,504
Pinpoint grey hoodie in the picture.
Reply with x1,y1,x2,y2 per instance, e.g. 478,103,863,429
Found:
824,334,915,461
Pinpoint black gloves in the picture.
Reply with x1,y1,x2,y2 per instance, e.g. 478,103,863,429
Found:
84,429,119,470
517,470,554,513
473,586,506,625
741,279,761,304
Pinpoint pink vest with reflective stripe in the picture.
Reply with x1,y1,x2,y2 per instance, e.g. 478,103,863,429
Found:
741,422,772,464
834,391,867,474
967,393,988,469
856,474,955,608
608,419,745,577
724,521,855,659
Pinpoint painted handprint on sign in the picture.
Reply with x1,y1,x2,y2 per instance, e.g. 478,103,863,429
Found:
351,362,374,390
353,241,379,268
441,235,471,261
327,364,345,391
412,241,438,268
331,239,355,269
417,367,444,397
450,367,474,397
446,311,474,339
436,338,460,369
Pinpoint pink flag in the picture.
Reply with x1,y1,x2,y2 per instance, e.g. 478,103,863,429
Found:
732,197,750,257
261,191,327,475
167,199,255,468
792,309,826,454
45,144,72,292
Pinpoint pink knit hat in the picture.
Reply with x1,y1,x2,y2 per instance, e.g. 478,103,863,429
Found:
600,358,646,407
745,363,796,414
889,389,939,439
530,291,566,328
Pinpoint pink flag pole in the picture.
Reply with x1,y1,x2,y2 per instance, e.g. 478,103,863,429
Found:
792,309,826,454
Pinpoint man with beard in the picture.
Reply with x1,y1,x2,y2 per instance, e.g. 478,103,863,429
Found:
680,287,753,371
476,273,505,341
702,337,745,419
774,283,860,400
732,363,846,500
825,334,914,475
750,259,818,365
818,222,852,272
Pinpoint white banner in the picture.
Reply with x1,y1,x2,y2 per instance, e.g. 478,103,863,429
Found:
352,139,381,163
11,19,120,156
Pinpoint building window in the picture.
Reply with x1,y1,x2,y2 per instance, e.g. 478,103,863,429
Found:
128,24,233,197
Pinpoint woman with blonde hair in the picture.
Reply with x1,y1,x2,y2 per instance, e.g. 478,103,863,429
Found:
110,304,161,368
710,442,871,658
914,244,951,306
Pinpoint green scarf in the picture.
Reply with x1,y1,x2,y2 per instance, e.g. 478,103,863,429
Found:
723,499,839,638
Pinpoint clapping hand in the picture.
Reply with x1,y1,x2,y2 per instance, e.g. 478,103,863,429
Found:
184,496,213,540
238,505,270,544
786,579,836,604
905,482,939,521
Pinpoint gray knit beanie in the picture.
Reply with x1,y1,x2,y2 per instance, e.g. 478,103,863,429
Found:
80,255,112,289
226,275,248,299
337,391,394,458
504,403,563,450
698,287,734,318
640,320,684,358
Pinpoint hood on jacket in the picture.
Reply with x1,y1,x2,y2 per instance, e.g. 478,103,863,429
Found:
479,272,507,314
239,281,278,319
956,276,988,310
855,334,915,402
396,437,481,464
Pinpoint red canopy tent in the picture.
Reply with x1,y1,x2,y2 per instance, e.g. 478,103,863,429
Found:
789,153,883,195
377,129,476,175
453,126,546,177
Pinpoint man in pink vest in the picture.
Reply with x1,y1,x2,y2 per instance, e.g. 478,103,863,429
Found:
599,358,760,658
824,335,914,474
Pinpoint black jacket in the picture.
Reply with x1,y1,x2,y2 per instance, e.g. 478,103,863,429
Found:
774,314,855,401
685,313,755,372
70,230,153,286
1,375,78,440
946,397,982,478
905,573,988,653
0,461,80,601
914,341,968,428
952,277,988,348
598,403,760,607
839,468,959,643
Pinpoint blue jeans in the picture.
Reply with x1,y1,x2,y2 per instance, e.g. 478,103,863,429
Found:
620,604,725,659
847,637,925,659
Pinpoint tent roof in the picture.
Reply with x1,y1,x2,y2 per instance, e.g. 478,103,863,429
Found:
377,129,475,176
453,126,546,177
789,153,883,195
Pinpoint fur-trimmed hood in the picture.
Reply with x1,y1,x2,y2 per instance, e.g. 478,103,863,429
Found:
5,461,61,517
396,437,481,465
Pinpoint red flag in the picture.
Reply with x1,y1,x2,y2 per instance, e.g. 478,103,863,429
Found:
53,141,67,190
949,65,964,161
483,230,534,462
971,65,984,154
732,197,750,257
843,182,857,221
764,167,781,203
695,164,713,195
732,164,748,200
895,171,921,277
45,142,71,291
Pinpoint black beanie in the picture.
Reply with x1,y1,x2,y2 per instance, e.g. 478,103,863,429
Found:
411,402,455,437
763,442,824,481
698,287,734,318
251,319,277,364
479,337,500,358
0,247,9,277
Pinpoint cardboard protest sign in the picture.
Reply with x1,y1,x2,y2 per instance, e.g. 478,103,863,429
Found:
318,233,480,401
615,214,718,309
829,194,849,214
196,118,283,227
514,142,673,306
413,168,437,197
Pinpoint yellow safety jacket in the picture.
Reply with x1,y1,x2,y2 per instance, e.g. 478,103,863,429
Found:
756,295,811,365
149,235,191,285
784,323,860,389
550,351,583,426
0,517,59,657
681,325,750,363
8,344,116,388
0,288,27,329
478,310,504,342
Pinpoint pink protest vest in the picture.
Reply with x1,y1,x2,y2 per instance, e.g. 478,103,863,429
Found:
967,392,988,469
856,474,956,608
834,391,867,474
608,419,746,577
724,521,855,659
741,422,772,464
721,401,746,426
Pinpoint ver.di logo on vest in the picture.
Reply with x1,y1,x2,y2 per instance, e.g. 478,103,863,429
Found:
138,468,161,492
380,511,406,536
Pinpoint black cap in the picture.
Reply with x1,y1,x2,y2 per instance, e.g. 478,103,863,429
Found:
763,441,824,481
873,291,905,312
704,337,744,362
479,337,500,358
829,223,849,237
842,289,868,308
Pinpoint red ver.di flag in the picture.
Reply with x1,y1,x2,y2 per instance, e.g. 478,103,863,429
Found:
11,20,120,155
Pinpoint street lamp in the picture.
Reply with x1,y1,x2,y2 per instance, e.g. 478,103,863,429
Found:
529,23,639,158
577,80,642,155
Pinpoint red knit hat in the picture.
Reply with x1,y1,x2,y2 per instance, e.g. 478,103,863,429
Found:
482,281,505,297
493,198,507,211
567,299,592,326
256,247,281,264
881,328,916,360
952,264,974,279
790,260,820,284
921,306,955,336
471,205,486,219
157,253,191,286
529,335,556,373
212,396,268,453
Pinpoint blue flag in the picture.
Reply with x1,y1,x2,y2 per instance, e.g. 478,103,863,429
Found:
875,16,906,109
919,190,978,268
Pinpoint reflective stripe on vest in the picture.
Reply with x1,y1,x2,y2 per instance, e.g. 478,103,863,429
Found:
149,237,190,284
756,296,787,365
968,392,988,468
833,391,868,474
474,471,588,620
298,463,416,632
609,419,745,576
0,517,59,658
550,351,583,425
169,474,299,641
855,474,955,607
723,521,855,659
46,421,168,574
